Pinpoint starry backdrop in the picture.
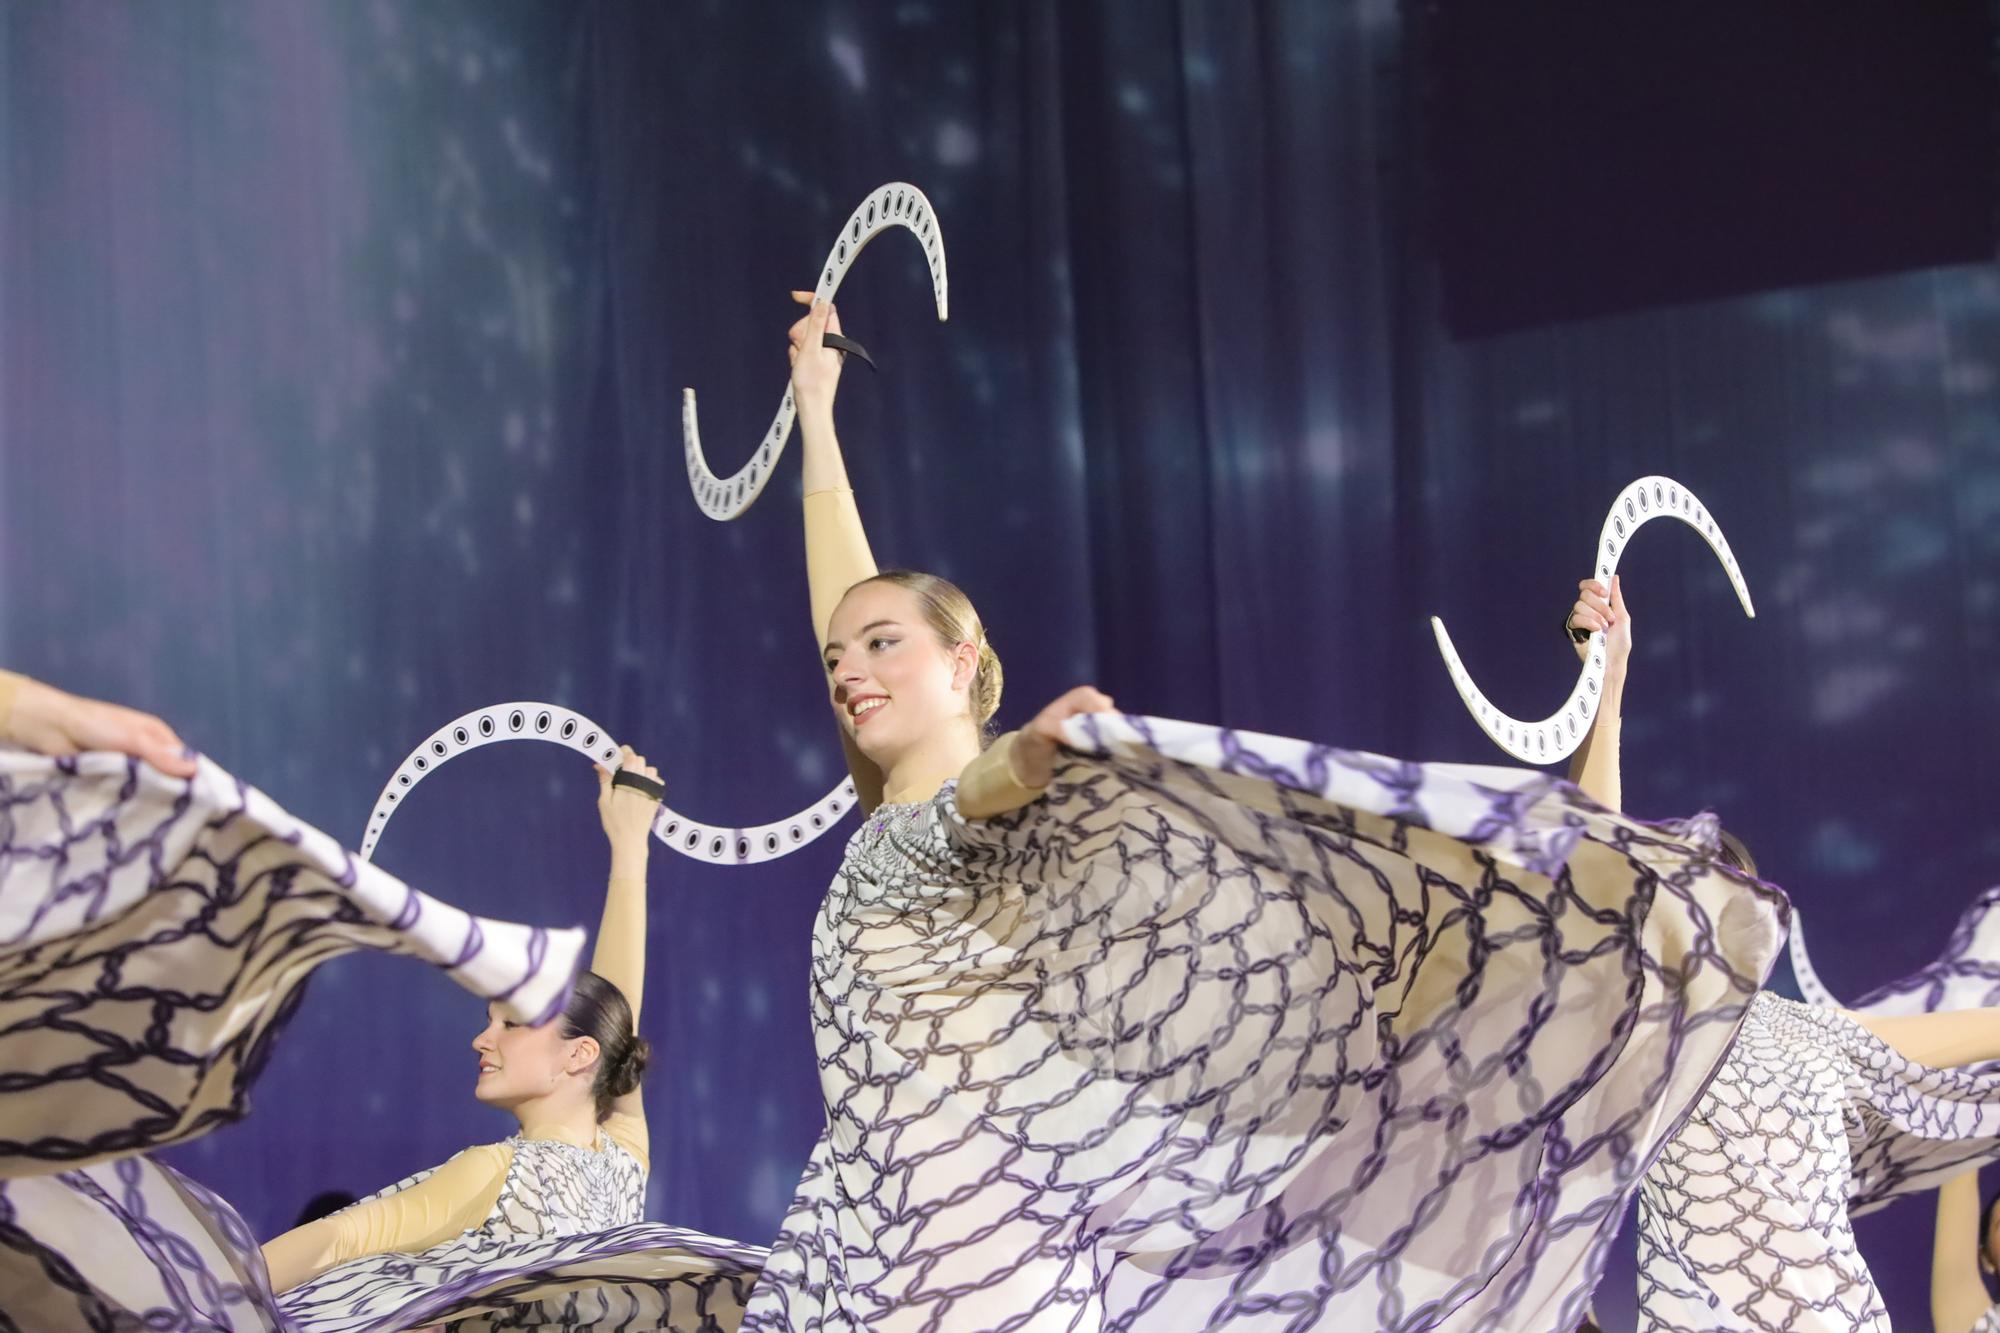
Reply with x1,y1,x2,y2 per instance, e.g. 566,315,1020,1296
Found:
5,4,1999,1328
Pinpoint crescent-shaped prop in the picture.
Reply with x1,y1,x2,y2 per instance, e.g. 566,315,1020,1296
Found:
683,181,949,521
358,701,857,867
1786,911,1843,1009
1433,474,1756,764
1790,891,2000,1017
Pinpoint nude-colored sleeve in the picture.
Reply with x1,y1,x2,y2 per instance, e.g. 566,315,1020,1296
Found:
1566,716,1622,813
261,1143,512,1293
591,874,647,1022
602,1108,650,1173
805,487,886,814
0,670,24,735
805,488,879,647
1934,1171,1993,1333
954,732,1049,820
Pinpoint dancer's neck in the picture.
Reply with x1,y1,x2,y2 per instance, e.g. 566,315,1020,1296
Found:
880,729,982,806
512,1095,602,1149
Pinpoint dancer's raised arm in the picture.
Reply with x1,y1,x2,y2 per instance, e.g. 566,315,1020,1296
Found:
791,291,887,812
1564,576,1629,811
592,746,659,1155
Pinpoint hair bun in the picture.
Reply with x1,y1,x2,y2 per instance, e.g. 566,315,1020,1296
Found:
974,636,1004,724
608,1034,651,1099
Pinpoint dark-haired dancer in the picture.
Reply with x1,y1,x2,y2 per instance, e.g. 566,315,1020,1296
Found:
266,746,765,1329
1553,580,2000,1332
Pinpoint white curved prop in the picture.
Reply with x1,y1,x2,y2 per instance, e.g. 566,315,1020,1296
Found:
683,181,949,520
359,702,857,867
1433,475,1755,763
1787,911,1842,1009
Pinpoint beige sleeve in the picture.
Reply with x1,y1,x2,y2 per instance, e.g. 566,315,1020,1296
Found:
261,1143,512,1293
0,670,25,737
805,487,886,814
591,874,647,1021
954,732,1049,820
1566,716,1622,812
1935,1171,1993,1333
602,1108,650,1173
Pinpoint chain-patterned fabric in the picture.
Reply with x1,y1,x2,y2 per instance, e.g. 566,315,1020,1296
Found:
0,751,761,1330
281,1133,764,1331
0,751,583,1179
1638,993,2000,1330
742,713,1787,1332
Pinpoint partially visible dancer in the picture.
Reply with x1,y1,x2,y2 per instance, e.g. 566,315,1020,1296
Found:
1933,1170,2000,1333
267,747,765,1330
1555,580,2000,1333
0,672,760,1330
730,296,1787,1332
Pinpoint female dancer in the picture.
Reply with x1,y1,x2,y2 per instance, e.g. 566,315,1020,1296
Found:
261,745,764,1329
729,296,1787,1331
0,677,763,1330
1557,579,2000,1332
1934,1171,2000,1332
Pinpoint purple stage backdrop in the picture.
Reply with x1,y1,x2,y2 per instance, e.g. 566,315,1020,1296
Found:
5,4,2000,1327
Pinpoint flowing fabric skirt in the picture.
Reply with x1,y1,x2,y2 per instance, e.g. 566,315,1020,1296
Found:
0,752,762,1331
5,1153,764,1332
1642,892,2000,1331
744,714,1789,1332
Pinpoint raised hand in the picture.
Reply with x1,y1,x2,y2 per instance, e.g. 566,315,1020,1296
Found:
1569,575,1632,683
1009,686,1116,790
788,291,846,421
596,745,663,873
7,677,198,778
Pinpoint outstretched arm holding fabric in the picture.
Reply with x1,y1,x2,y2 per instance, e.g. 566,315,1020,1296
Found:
0,669,197,777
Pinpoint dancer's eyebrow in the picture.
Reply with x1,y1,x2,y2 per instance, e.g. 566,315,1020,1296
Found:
823,621,901,654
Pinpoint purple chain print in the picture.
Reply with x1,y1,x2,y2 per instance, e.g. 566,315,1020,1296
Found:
0,752,782,1330
281,1133,763,1331
0,751,584,1176
1642,889,2000,1330
740,713,1788,1332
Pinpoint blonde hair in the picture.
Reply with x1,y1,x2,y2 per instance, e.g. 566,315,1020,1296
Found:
856,570,1003,733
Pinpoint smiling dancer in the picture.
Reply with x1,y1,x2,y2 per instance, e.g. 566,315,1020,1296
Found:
722,296,1787,1332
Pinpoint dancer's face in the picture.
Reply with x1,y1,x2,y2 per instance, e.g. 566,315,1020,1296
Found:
470,1004,594,1110
823,582,976,769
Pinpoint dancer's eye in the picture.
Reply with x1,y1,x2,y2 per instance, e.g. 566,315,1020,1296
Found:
869,637,898,652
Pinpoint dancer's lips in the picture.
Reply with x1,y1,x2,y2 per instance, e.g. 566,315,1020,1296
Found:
477,1063,499,1077
847,695,888,727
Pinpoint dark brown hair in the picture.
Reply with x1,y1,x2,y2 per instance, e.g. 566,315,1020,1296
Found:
558,970,649,1121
